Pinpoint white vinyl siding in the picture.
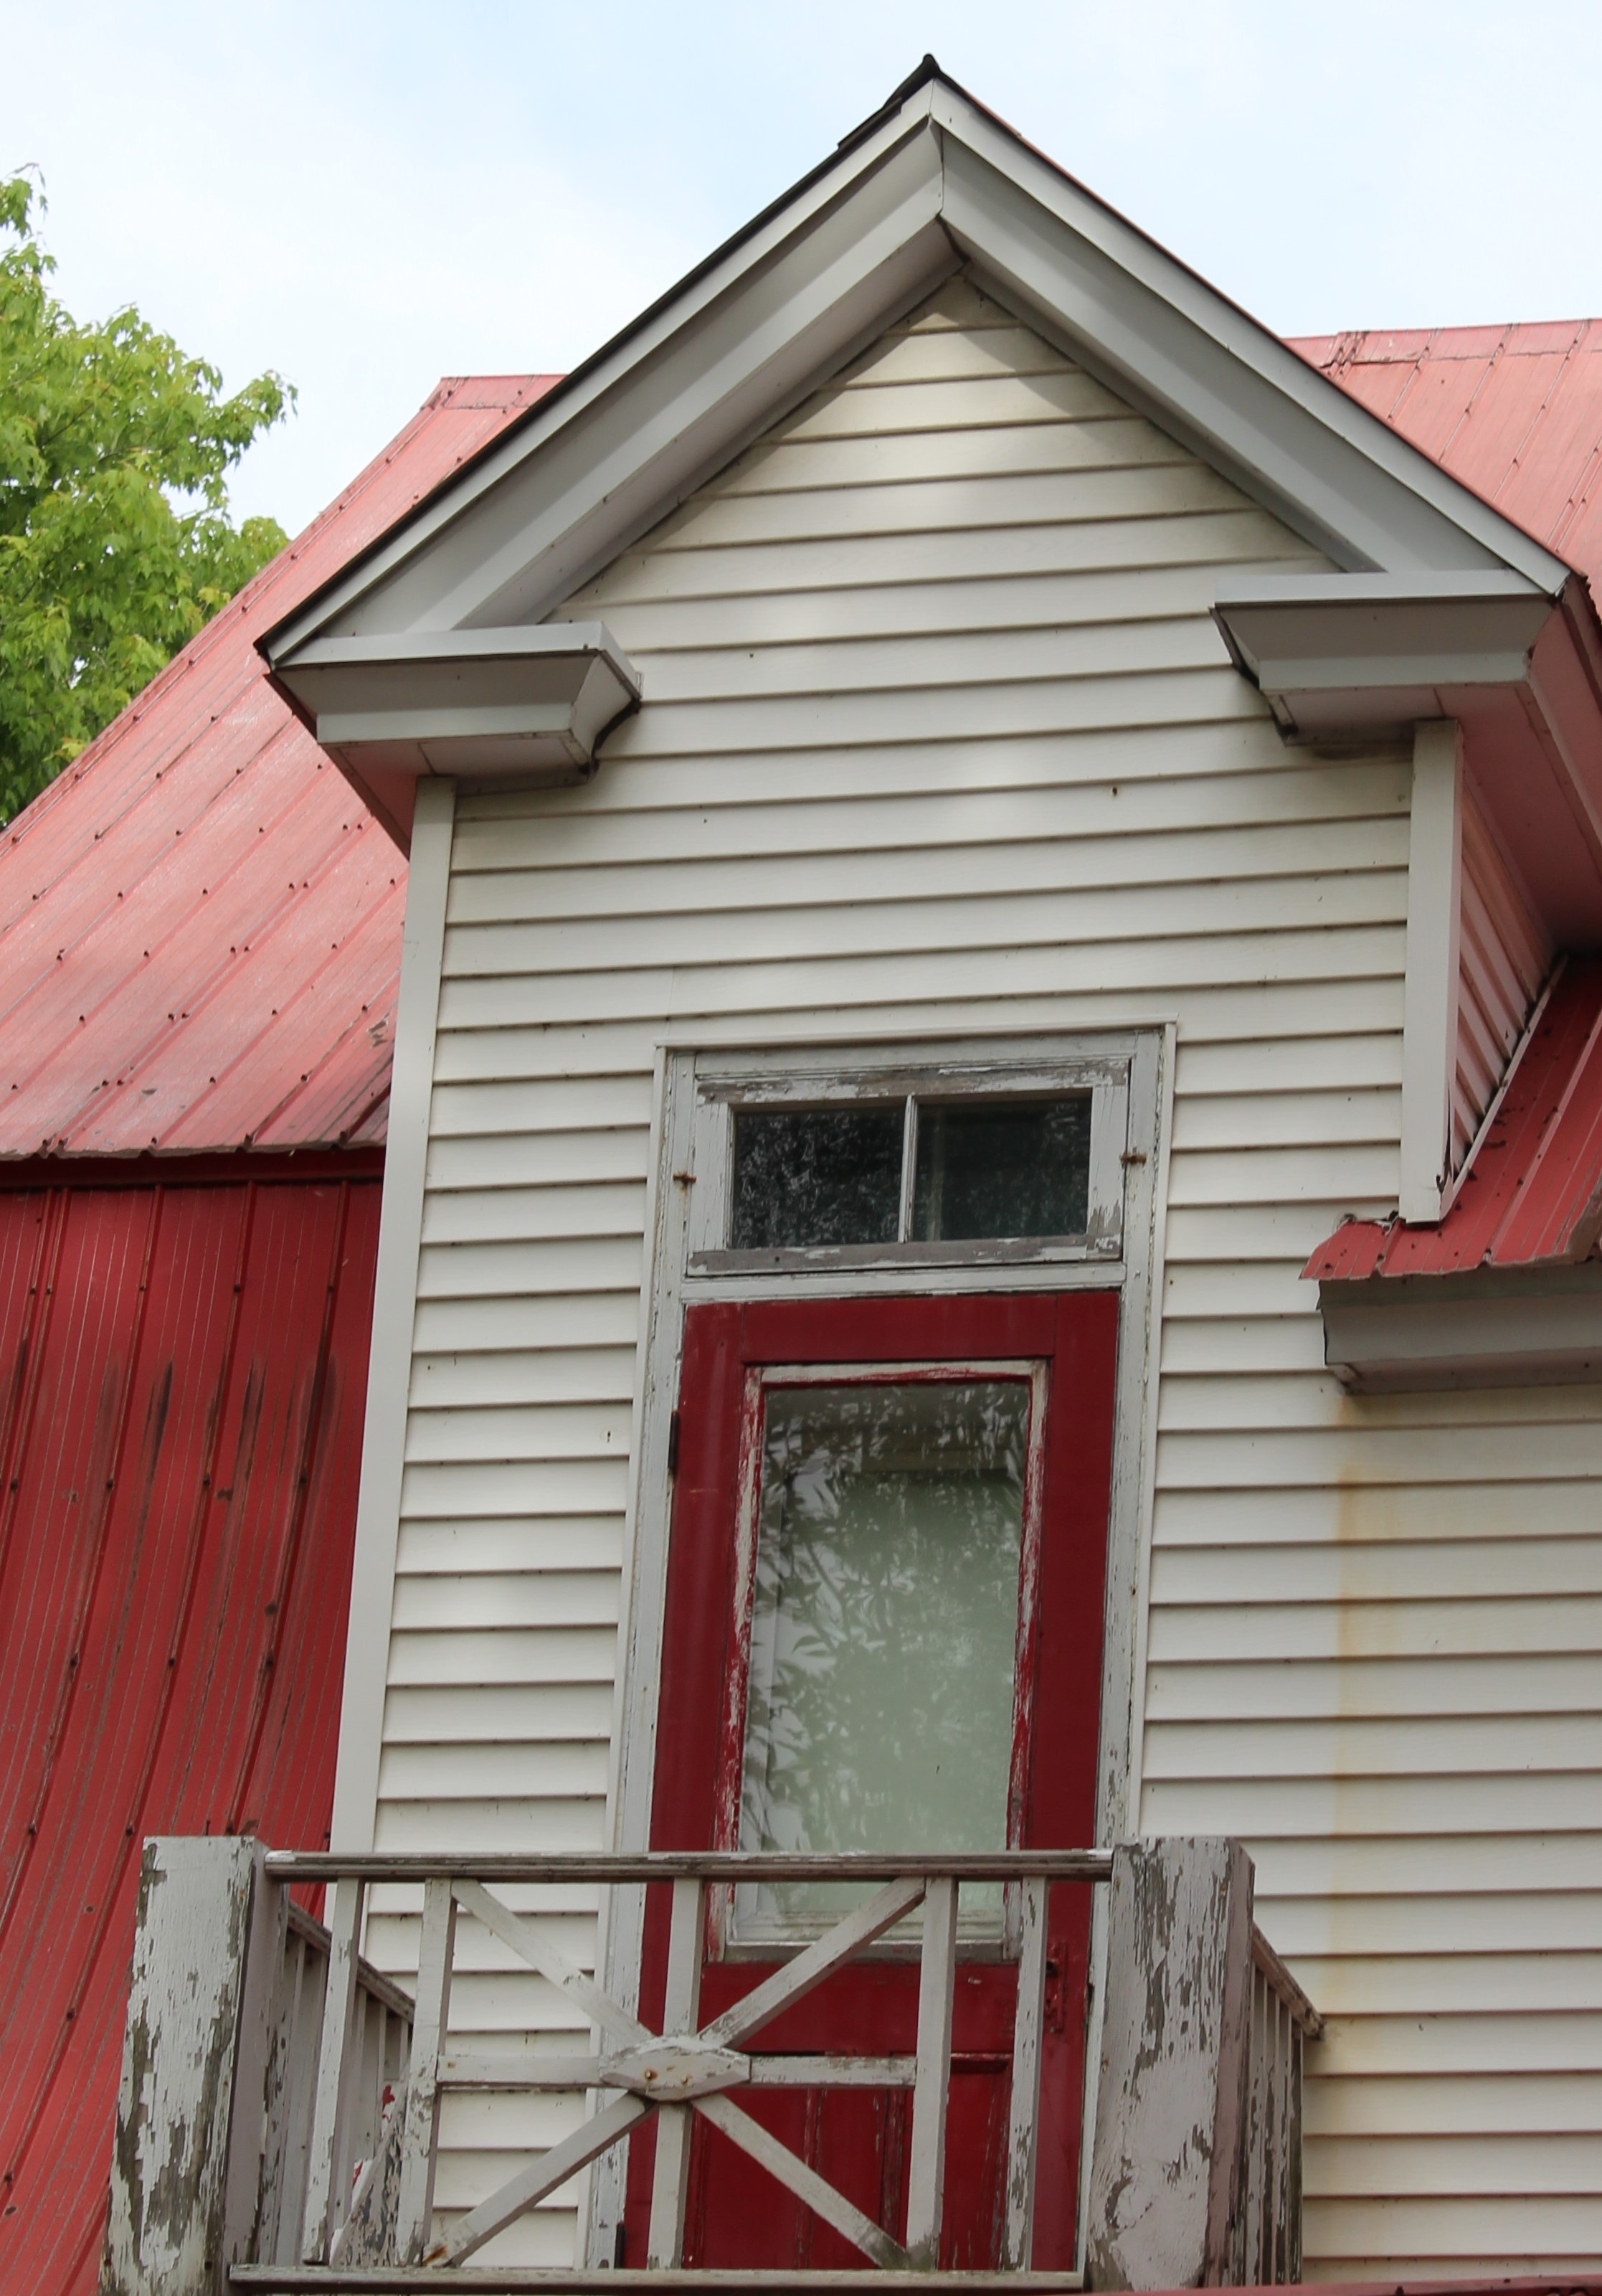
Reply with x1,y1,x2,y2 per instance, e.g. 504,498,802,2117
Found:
1451,782,1552,1173
361,275,1602,2276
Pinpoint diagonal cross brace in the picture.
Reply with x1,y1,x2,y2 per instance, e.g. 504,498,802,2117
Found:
453,1879,648,2047
429,1875,931,2268
430,2091,649,2267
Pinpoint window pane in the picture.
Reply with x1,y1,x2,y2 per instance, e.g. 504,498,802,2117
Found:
740,1379,1028,1926
912,1095,1091,1242
731,1105,903,1249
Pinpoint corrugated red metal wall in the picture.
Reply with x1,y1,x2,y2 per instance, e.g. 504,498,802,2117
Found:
0,1165,380,2295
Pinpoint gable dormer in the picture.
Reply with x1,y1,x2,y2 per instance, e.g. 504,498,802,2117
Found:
262,63,1601,884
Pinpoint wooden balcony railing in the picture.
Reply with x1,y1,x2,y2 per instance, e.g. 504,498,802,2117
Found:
263,1896,414,2266
101,1838,1319,2295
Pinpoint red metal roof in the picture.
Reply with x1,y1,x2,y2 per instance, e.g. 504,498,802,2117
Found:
1306,958,1602,1281
1291,320,1602,603
0,374,554,1158
0,1164,379,2295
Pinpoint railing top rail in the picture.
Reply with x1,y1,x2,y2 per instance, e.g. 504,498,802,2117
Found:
261,1849,1114,1886
284,1893,417,2025
1251,1921,1324,2041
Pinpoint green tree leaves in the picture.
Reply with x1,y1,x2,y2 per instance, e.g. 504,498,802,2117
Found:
0,173,293,822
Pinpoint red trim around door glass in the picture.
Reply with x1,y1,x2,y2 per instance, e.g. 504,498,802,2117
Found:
711,1353,1051,1909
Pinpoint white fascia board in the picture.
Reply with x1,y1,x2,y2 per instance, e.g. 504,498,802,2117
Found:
265,70,1573,661
1218,572,1545,605
1320,1262,1602,1391
932,88,1570,593
329,775,454,1849
267,102,952,650
283,621,639,679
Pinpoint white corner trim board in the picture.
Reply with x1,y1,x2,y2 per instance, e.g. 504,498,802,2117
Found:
329,775,456,1854
1399,721,1464,1224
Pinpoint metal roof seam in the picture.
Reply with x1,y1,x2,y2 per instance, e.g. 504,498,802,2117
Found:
1439,328,1509,484
0,715,311,1036
1444,956,1565,1237
0,1188,161,1957
219,1178,350,1831
4,821,355,1140
220,882,405,1152
1550,436,1602,557
1492,1014,1602,1265
0,384,546,1156
1494,323,1586,513
5,387,505,847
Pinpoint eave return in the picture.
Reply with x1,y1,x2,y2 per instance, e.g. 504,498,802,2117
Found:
102,1839,1317,2293
272,625,640,851
1214,574,1602,950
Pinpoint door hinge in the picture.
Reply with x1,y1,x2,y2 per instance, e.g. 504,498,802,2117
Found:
667,1409,681,1476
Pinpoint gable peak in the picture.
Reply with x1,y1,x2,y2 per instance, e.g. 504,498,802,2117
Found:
266,67,1568,663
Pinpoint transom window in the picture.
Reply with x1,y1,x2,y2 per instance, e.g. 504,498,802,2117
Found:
731,1095,1093,1250
687,1052,1129,1272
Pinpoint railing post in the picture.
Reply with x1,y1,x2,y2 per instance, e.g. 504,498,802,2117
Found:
1002,1873,1049,2270
1243,1960,1268,2281
299,1876,366,2262
906,1873,957,2267
394,1874,458,2262
102,1837,269,2296
1285,2017,1305,2283
1085,1837,1255,2290
646,1876,706,2267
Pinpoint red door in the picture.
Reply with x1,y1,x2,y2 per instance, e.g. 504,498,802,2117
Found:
624,1290,1119,2271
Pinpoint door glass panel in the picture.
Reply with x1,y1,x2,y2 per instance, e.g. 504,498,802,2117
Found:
739,1377,1028,1931
913,1095,1091,1242
731,1105,903,1249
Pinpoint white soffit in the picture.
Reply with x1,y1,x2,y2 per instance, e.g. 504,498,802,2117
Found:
263,64,1573,666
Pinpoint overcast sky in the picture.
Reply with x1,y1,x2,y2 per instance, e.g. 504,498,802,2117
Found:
6,0,1602,539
